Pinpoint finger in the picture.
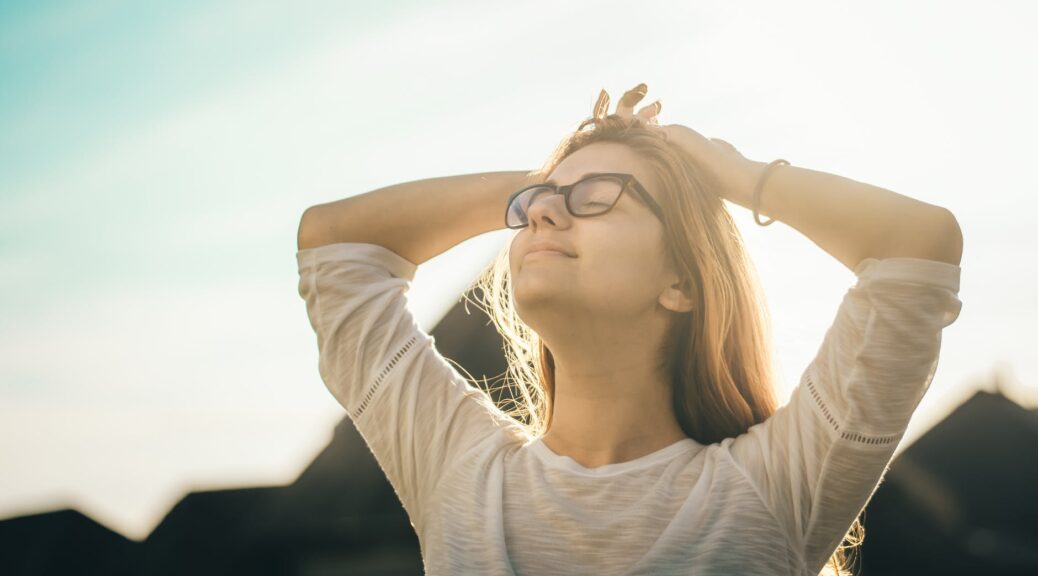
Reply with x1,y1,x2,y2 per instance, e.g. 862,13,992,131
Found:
617,83,648,116
636,100,661,121
593,89,610,120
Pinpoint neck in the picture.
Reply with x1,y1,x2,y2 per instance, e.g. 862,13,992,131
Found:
539,358,689,469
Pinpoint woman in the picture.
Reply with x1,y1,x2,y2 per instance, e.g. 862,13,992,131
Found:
296,83,963,575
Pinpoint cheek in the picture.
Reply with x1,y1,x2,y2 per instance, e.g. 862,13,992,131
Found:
588,235,667,296
508,249,522,279
508,234,525,270
506,239,519,275
592,232,660,275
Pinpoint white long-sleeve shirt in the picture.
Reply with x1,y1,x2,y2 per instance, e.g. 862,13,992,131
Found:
296,241,962,576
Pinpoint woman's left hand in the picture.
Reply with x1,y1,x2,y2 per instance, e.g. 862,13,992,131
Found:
611,83,765,207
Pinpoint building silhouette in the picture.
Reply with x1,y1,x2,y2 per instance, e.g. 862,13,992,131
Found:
3,285,1036,575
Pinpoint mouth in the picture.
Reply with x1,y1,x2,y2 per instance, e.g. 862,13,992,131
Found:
524,249,572,259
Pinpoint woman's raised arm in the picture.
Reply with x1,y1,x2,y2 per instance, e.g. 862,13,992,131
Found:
297,170,538,265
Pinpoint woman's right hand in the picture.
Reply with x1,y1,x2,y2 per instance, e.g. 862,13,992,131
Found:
598,82,662,125
600,82,765,206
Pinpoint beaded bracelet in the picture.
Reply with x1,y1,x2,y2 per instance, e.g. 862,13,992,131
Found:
752,159,789,226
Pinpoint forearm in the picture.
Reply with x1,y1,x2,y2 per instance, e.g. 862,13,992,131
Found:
738,161,963,270
297,170,538,265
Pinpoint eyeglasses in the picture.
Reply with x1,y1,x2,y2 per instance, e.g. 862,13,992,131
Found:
504,172,665,230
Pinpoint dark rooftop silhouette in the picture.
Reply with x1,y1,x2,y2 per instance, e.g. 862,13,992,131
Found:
2,284,1035,575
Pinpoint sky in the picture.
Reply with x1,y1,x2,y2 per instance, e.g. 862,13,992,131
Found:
1,0,1036,541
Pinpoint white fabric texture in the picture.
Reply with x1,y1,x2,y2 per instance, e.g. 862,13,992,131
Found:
296,241,962,576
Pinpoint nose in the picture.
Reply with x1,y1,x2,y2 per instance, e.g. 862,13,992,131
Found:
525,191,571,230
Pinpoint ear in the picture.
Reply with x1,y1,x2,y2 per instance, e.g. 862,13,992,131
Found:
658,277,695,313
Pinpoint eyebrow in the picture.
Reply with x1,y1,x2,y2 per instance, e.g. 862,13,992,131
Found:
544,172,612,186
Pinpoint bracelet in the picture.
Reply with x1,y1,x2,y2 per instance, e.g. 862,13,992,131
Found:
752,159,789,226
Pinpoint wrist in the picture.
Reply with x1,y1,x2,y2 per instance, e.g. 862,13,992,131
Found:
750,159,789,226
727,159,767,210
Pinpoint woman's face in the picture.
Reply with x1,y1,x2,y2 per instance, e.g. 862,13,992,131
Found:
509,141,680,334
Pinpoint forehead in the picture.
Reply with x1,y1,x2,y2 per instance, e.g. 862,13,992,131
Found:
548,142,659,199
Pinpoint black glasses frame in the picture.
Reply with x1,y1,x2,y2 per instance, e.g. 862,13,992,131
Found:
504,172,665,229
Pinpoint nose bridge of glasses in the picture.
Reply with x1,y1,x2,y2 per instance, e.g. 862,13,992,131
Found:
526,184,568,213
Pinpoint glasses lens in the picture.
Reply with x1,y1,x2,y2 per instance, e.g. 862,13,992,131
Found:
507,186,552,228
570,176,623,215
505,177,624,228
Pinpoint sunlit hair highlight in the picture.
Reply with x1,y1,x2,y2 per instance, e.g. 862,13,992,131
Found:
469,107,863,576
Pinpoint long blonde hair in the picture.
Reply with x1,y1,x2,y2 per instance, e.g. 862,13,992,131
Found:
470,111,863,575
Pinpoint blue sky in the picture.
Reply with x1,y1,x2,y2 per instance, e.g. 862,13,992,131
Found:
2,0,1036,540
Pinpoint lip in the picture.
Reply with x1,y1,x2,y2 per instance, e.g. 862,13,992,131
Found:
525,241,576,258
524,249,570,259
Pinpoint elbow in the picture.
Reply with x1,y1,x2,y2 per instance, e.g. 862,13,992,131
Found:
297,206,325,251
871,207,963,266
933,208,963,266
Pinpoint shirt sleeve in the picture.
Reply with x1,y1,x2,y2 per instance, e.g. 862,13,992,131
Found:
296,241,521,530
723,256,962,574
